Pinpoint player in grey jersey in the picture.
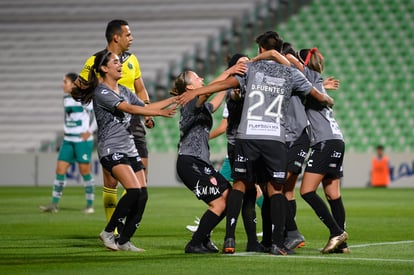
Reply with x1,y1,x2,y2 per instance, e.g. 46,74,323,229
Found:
177,31,334,255
72,51,177,252
293,47,349,253
172,62,246,254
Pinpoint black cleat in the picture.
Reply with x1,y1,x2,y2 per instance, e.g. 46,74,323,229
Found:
185,241,211,254
246,241,266,252
203,238,219,253
269,244,289,256
222,238,235,254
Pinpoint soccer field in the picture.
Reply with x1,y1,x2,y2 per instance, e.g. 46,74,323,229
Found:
0,186,413,274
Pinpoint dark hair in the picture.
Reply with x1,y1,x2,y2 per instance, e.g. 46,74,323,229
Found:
170,71,191,96
105,19,129,43
227,53,248,68
71,50,113,104
376,145,384,150
255,31,283,52
281,42,296,57
65,72,78,83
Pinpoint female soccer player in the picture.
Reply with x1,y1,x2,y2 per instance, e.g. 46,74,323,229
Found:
40,72,97,214
72,51,177,252
295,47,349,253
173,62,246,253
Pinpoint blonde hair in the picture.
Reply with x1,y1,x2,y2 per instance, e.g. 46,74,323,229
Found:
170,71,191,96
299,48,325,74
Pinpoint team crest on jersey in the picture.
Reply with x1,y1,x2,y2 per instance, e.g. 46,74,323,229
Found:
128,62,133,69
209,176,217,186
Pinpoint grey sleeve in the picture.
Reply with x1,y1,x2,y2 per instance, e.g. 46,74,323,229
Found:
291,68,313,96
94,87,123,112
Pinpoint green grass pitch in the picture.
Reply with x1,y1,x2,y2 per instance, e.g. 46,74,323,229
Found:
0,186,413,274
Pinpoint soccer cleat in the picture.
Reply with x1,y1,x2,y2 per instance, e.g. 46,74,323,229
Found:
330,242,350,254
117,241,145,252
82,207,95,214
39,204,59,213
269,244,288,256
284,230,306,250
246,241,266,252
203,239,219,253
185,241,211,254
99,230,119,251
321,231,348,254
222,238,236,254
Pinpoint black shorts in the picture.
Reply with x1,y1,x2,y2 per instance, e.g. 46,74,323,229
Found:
100,153,145,175
176,155,231,204
305,139,345,179
232,139,287,185
286,131,310,175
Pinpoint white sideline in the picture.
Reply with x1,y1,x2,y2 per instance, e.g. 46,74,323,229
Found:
349,240,414,248
229,240,414,263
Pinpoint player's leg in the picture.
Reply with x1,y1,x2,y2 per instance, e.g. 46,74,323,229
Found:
324,178,349,253
40,140,73,212
75,140,95,213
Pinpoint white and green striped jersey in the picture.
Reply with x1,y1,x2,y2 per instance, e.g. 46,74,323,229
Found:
63,95,96,143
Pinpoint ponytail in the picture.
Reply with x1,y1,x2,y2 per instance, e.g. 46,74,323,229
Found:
71,50,111,105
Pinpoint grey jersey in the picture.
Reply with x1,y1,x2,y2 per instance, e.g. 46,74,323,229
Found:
303,67,343,146
235,60,312,142
286,90,309,142
178,97,213,165
93,83,144,158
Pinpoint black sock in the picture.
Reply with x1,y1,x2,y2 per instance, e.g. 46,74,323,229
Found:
270,194,287,247
225,189,244,239
105,188,140,232
328,197,346,231
242,188,258,244
260,195,272,247
192,210,220,245
118,187,148,245
301,191,342,236
285,199,298,232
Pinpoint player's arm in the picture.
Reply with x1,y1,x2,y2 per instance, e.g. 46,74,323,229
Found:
178,76,239,106
285,54,304,71
309,87,334,107
250,49,290,66
323,77,340,90
117,97,177,117
209,117,228,139
196,62,246,109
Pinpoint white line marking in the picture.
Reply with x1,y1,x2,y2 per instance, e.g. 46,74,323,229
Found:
349,240,414,248
227,240,414,263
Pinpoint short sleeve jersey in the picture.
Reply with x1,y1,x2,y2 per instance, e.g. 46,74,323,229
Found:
285,65,309,142
225,91,244,146
235,60,312,142
63,95,95,142
80,50,146,138
178,97,214,165
303,67,343,146
93,83,144,158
